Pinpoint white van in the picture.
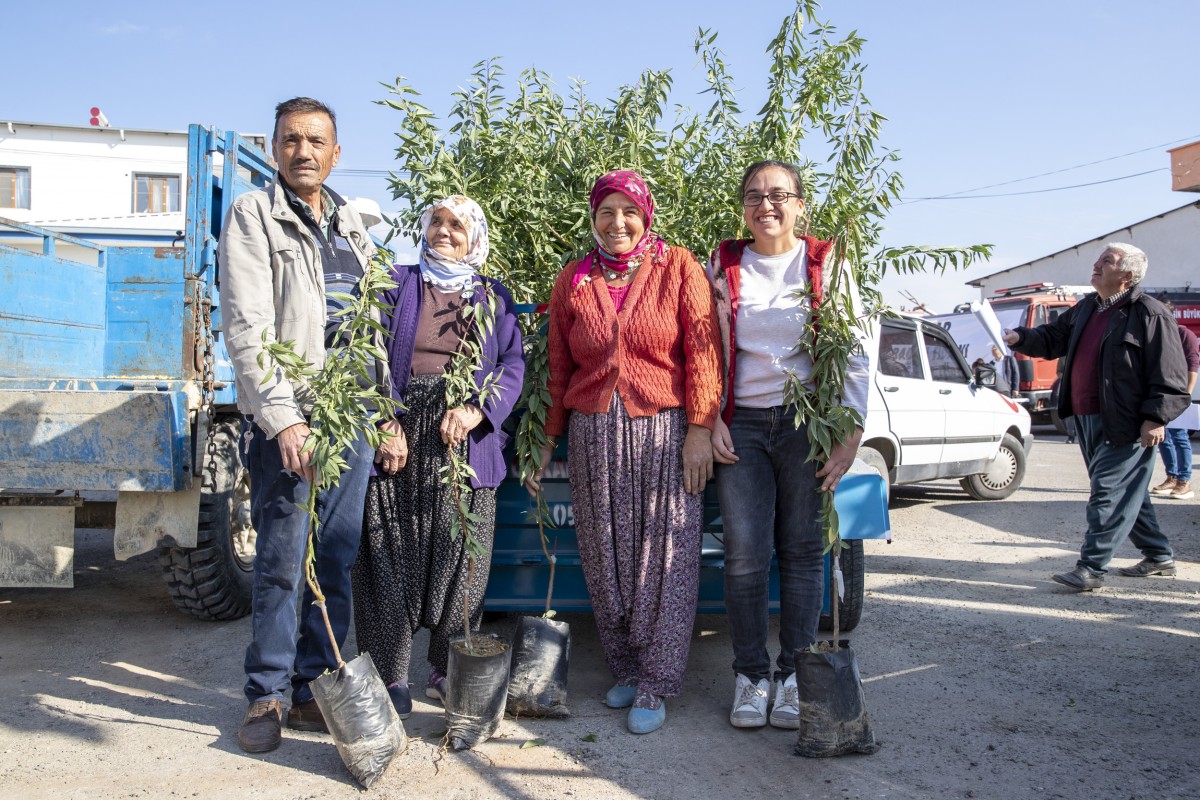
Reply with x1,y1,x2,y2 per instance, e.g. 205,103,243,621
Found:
859,315,1034,502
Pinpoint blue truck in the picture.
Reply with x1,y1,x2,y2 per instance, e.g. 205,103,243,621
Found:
0,127,888,630
0,125,264,619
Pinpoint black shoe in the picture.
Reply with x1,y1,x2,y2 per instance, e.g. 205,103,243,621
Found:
286,699,328,732
1052,566,1103,591
238,699,283,753
1115,558,1177,577
387,683,413,720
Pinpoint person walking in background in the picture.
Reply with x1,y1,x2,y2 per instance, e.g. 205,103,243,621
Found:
527,170,722,735
708,160,870,730
1004,243,1189,592
989,343,1019,398
352,195,524,719
220,98,390,753
1150,300,1198,501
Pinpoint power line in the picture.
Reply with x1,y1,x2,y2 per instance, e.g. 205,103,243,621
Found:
332,168,398,178
904,167,1167,200
900,133,1197,203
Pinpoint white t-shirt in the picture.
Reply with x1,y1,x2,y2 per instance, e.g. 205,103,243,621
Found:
732,240,871,419
734,241,812,408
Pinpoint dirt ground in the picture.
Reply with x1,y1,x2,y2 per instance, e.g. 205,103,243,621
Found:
2,427,1198,800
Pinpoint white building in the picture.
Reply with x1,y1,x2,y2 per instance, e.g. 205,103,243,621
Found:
0,120,389,263
967,199,1200,298
0,121,271,263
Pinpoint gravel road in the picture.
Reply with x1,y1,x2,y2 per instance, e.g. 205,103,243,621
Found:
2,428,1197,800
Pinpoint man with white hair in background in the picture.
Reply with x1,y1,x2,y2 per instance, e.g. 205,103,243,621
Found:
1003,243,1189,591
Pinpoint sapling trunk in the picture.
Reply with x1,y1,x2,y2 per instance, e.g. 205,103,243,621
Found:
440,281,504,657
445,447,478,654
831,554,841,652
304,506,344,667
513,317,558,617
464,556,475,649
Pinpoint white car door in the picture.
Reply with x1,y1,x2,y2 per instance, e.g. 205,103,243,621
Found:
920,325,1000,466
875,320,943,467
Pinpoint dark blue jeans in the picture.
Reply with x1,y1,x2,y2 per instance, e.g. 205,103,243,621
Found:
716,406,823,683
1074,415,1172,575
242,421,373,704
1158,427,1193,482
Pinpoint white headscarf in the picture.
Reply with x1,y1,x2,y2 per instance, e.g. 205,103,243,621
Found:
417,195,489,294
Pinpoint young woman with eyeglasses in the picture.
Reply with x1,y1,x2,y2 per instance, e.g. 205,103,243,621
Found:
706,160,871,731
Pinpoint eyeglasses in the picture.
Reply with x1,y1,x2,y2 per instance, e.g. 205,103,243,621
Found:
741,191,801,207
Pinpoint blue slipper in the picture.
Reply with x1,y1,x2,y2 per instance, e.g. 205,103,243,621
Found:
627,700,666,734
605,684,637,708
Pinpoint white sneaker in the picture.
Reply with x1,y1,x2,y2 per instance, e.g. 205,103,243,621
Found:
729,674,769,728
770,673,800,729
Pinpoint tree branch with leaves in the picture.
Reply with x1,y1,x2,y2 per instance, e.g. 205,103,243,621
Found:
258,251,401,666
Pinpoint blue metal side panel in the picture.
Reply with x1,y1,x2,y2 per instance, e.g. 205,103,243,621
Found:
0,383,192,491
0,243,106,379
184,125,274,410
485,438,890,614
104,247,188,378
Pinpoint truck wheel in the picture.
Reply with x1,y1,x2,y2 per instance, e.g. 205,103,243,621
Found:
818,539,863,633
961,433,1026,501
856,445,890,504
159,417,256,620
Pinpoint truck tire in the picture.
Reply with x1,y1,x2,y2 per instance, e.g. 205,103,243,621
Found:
159,417,256,620
961,433,1026,501
818,539,863,633
856,445,890,504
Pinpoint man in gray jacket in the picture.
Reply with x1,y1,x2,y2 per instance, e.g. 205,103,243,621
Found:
219,97,388,753
1004,243,1189,592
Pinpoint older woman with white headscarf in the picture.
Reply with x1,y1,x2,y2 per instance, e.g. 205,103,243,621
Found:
351,195,524,719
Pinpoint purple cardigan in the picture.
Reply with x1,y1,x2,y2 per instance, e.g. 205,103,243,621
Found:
379,263,525,488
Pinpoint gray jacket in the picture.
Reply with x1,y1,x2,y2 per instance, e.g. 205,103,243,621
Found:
218,179,390,438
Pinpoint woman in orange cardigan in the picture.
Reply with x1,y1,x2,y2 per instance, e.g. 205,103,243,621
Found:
526,170,721,734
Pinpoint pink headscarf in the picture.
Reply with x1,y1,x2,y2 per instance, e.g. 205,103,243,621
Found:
573,170,668,288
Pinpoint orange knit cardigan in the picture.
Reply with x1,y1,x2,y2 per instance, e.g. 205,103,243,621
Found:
545,245,722,437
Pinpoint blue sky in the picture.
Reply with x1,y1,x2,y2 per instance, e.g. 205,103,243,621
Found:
7,0,1198,312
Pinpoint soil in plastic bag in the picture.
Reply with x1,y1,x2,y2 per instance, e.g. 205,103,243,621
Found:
793,641,880,758
506,615,570,718
310,652,407,788
446,633,511,751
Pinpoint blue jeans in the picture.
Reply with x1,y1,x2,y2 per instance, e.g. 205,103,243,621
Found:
1158,427,1193,481
242,421,373,704
1074,415,1172,575
716,406,823,683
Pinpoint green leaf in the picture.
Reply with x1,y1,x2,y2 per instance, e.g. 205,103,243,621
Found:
521,738,546,749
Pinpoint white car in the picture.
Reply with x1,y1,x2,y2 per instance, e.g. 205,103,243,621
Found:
859,315,1034,502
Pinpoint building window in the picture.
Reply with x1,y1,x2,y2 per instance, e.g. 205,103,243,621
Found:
0,167,31,209
133,173,181,213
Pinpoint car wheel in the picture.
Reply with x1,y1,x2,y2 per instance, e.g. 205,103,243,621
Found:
961,433,1026,501
856,445,890,504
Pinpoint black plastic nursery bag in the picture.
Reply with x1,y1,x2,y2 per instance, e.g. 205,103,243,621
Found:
310,652,407,788
506,615,571,718
446,633,511,751
794,641,880,757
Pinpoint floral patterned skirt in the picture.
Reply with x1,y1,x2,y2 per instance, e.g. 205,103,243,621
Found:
567,392,702,698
